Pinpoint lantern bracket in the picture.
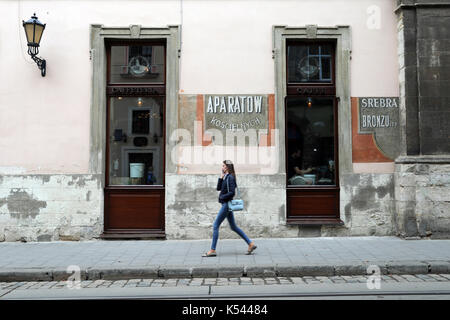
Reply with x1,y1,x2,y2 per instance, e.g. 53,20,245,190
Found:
30,53,46,77
22,13,47,77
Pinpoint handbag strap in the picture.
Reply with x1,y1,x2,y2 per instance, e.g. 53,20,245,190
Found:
226,175,240,198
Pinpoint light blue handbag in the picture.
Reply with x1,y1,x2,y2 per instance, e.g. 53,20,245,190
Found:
226,177,244,211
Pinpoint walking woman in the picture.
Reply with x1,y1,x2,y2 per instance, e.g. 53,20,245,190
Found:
203,160,257,257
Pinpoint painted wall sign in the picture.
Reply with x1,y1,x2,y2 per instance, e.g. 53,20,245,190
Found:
204,95,268,133
358,97,400,160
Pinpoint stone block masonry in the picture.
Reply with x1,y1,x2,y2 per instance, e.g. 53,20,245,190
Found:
0,171,400,241
337,173,396,237
395,159,450,239
165,172,398,240
394,1,450,238
0,175,103,242
164,173,300,240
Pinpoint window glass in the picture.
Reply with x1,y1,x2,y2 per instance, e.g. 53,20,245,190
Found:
286,97,335,186
109,45,165,84
287,43,333,83
108,97,164,185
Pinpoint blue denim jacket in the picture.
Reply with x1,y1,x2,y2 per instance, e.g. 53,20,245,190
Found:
217,174,236,203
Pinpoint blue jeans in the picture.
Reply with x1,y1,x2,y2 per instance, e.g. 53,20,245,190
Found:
211,202,251,250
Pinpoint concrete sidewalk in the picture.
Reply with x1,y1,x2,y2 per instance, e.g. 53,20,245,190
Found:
1,237,450,282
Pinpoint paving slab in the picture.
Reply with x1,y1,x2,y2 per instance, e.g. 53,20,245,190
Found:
1,237,450,282
0,286,210,300
0,289,12,298
210,282,450,298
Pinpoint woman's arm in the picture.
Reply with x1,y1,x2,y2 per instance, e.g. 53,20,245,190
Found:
217,178,223,191
294,166,313,175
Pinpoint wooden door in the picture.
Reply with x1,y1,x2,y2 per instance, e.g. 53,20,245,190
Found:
102,41,166,239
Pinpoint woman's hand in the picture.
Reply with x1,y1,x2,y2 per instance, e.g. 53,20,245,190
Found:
221,166,226,179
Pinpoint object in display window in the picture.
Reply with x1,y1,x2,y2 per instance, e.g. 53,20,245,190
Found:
110,44,164,83
286,97,336,186
132,109,150,134
108,96,164,186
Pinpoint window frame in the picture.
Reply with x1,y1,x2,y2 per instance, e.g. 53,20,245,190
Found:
106,40,167,86
285,96,339,189
286,39,337,91
105,39,167,188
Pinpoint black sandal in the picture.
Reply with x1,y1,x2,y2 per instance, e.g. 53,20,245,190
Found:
202,251,217,257
246,244,257,255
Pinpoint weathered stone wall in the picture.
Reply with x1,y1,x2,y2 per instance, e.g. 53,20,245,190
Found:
395,159,450,239
165,172,397,240
296,173,396,238
0,171,398,242
335,173,396,237
0,175,103,242
165,174,299,240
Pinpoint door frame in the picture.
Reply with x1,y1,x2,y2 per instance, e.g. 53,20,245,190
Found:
89,25,181,238
273,25,351,225
104,40,167,237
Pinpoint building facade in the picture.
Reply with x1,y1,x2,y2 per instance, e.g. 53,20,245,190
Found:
0,0,449,242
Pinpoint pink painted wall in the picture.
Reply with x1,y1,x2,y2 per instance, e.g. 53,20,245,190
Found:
0,0,398,174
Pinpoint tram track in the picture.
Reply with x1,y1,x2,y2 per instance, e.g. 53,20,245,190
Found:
2,284,450,300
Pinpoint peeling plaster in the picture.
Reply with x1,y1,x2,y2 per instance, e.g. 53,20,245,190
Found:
37,234,52,242
0,174,104,242
3,190,47,219
168,201,187,211
68,175,87,188
278,204,285,222
0,167,27,175
344,203,352,223
351,175,394,211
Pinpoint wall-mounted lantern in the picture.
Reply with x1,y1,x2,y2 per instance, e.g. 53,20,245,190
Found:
23,13,46,77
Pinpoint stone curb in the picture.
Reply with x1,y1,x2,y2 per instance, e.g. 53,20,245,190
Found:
426,260,450,274
1,261,449,282
386,261,429,274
